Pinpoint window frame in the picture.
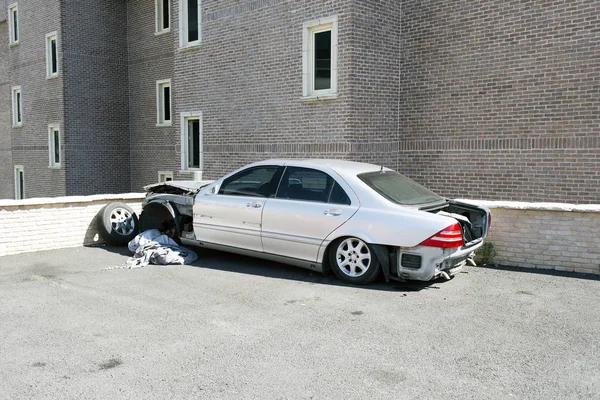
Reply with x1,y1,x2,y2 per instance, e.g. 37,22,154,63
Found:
48,124,61,168
302,16,338,100
14,165,24,200
8,3,19,46
158,171,174,182
155,0,171,35
156,79,172,126
45,31,59,78
179,0,201,48
218,166,283,198
274,166,350,205
180,111,203,172
11,86,22,127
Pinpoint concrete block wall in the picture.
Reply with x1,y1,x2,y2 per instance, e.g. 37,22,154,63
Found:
470,201,600,276
0,194,143,257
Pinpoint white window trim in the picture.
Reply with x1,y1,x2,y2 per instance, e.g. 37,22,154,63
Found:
179,0,202,48
158,171,174,182
155,0,171,35
48,124,61,168
302,15,338,100
11,86,22,127
45,32,59,79
14,165,24,200
156,79,172,126
180,111,203,173
8,3,19,46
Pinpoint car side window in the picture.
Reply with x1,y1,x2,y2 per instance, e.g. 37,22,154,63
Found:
219,166,282,197
276,167,339,203
328,181,351,205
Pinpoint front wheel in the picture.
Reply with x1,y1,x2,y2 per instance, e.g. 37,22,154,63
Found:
329,237,381,285
96,202,139,246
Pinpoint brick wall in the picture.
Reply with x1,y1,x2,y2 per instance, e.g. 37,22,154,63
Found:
0,194,144,257
0,0,66,199
470,200,600,275
61,0,131,195
399,0,600,203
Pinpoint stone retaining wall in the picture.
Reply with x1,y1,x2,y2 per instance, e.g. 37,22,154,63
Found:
0,194,144,257
1,195,598,276
462,200,600,276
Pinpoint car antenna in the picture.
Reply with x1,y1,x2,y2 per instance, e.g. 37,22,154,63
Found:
379,165,384,174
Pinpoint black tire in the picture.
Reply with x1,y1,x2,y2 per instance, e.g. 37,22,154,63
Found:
329,237,381,285
96,202,139,246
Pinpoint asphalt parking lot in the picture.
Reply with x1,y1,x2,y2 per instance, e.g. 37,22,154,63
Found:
0,246,599,400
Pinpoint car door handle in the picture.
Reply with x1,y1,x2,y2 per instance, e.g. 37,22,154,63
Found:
324,209,342,216
246,202,262,208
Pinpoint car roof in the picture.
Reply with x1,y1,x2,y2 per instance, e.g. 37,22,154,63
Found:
251,158,387,178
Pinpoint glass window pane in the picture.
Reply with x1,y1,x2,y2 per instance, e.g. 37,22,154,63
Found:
16,92,21,122
314,30,331,90
187,0,199,42
187,119,200,169
163,86,170,121
53,130,60,164
219,167,280,197
51,39,57,74
13,10,18,42
276,167,333,203
18,170,24,199
329,182,351,205
163,0,170,29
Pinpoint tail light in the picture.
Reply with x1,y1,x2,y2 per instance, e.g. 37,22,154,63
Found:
420,223,464,248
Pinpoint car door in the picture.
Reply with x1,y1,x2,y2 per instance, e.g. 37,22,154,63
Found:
193,165,283,253
261,166,359,262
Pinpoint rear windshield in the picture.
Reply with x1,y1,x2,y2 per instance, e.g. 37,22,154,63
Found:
358,171,443,205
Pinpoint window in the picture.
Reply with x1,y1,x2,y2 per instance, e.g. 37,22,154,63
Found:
156,79,172,125
48,125,61,168
276,167,349,204
8,3,19,46
14,166,24,200
156,0,170,34
179,0,201,47
46,32,59,78
219,166,282,198
358,170,443,206
302,16,338,98
180,112,202,171
11,86,22,127
158,171,173,182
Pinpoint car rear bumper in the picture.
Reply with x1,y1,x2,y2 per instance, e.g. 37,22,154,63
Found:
396,240,484,281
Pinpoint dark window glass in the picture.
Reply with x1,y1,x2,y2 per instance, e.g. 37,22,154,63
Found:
328,182,351,205
165,176,173,182
51,39,57,74
276,167,334,203
13,10,18,42
162,0,170,29
163,86,170,121
187,119,200,168
53,130,60,164
187,0,198,42
18,170,24,199
358,171,443,206
314,30,331,90
219,166,281,198
16,92,21,122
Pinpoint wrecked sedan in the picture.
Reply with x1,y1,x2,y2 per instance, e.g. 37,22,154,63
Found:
139,160,491,285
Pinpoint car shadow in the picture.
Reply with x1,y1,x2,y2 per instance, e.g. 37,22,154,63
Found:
187,247,446,293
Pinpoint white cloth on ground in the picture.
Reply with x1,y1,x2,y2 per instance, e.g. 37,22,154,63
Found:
125,229,198,269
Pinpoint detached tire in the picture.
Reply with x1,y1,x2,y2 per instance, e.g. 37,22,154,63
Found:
329,237,381,285
96,202,139,246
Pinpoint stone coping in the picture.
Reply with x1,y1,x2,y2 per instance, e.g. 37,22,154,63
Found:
0,193,146,208
457,199,600,213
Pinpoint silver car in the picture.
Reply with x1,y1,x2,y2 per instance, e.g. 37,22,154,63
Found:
140,159,491,285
